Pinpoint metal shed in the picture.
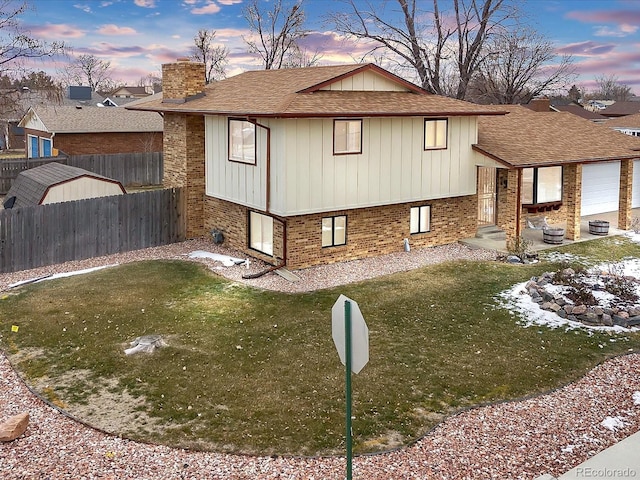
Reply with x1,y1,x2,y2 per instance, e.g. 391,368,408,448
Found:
3,162,125,209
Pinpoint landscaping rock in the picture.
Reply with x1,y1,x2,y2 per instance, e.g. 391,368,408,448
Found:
572,305,587,315
613,315,629,327
0,412,29,442
627,316,640,327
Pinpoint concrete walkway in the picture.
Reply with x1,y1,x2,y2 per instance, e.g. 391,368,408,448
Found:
536,430,640,479
461,210,637,253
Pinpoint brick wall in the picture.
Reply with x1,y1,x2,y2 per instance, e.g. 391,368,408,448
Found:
163,113,205,238
52,132,162,155
496,168,519,243
204,194,477,269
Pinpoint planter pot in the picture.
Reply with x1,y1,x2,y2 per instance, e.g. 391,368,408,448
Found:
543,227,565,245
588,220,609,236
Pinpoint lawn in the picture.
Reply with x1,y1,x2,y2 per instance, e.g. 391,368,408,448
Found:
1,236,639,456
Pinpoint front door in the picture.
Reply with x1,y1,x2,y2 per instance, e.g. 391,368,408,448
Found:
478,167,497,226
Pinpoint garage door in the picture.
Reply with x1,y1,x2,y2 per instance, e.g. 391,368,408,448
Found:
581,161,620,216
633,160,640,208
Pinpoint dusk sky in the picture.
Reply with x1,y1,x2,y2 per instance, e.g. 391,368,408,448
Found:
16,0,640,95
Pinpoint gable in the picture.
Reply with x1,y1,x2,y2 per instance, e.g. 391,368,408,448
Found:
319,70,413,92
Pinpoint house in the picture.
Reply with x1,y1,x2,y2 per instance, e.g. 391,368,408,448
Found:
604,113,640,137
600,101,640,118
3,162,125,209
472,105,640,241
109,86,154,99
18,105,163,157
128,59,640,269
129,59,510,268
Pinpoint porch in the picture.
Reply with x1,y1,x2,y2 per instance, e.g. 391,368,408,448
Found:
460,209,638,253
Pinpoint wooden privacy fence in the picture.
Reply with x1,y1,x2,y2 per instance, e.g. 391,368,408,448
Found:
0,188,185,274
0,152,163,194
68,152,163,187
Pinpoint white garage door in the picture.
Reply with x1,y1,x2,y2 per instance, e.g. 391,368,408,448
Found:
633,160,640,208
581,161,620,216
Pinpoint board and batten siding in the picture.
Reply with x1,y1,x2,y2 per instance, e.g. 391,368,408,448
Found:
205,116,268,211
318,70,411,92
205,115,482,217
42,177,124,204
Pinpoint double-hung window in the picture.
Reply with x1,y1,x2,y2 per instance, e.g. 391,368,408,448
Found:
424,118,448,150
249,211,273,255
229,119,256,164
334,120,362,155
322,215,347,247
410,206,431,234
522,166,562,205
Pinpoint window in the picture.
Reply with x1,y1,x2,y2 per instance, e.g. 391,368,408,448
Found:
522,166,562,204
424,118,448,150
41,138,52,157
322,215,347,247
249,211,273,255
410,206,431,234
334,120,362,154
229,119,256,164
28,135,39,158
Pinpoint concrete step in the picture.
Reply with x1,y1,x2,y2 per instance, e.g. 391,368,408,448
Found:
475,226,506,240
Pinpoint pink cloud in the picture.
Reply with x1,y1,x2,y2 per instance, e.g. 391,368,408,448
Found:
556,41,617,56
27,23,86,39
218,0,243,4
191,2,221,14
134,0,156,7
566,9,640,24
97,24,137,36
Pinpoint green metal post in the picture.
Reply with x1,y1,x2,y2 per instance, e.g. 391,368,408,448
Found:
344,300,353,480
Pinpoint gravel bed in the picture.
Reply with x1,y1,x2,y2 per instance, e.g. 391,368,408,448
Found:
2,240,640,479
0,238,497,293
1,351,639,479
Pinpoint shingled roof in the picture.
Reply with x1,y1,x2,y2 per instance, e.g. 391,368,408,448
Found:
604,113,640,129
128,63,507,118
4,162,125,208
474,105,640,168
19,105,163,133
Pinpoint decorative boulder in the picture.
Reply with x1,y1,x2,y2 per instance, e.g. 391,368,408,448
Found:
0,412,29,442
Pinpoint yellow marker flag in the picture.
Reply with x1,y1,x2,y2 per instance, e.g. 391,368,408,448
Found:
11,325,19,333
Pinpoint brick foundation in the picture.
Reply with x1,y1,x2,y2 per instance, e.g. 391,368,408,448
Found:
204,195,477,269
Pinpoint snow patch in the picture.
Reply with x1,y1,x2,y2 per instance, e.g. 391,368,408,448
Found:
600,416,627,432
9,265,118,288
187,251,246,267
633,391,640,405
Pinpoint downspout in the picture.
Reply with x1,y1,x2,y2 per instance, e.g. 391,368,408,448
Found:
241,119,289,277
516,168,522,239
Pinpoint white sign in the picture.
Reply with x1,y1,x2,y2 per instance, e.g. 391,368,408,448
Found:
332,294,369,374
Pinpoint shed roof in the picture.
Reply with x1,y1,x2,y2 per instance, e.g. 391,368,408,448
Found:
600,101,640,117
604,113,640,129
19,105,163,133
4,162,125,208
128,63,507,118
474,105,640,168
550,105,607,121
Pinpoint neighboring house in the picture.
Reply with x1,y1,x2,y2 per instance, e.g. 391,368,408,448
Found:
3,162,125,209
473,105,640,241
604,113,640,137
18,105,163,157
600,101,640,118
110,86,154,99
129,59,640,269
550,105,607,123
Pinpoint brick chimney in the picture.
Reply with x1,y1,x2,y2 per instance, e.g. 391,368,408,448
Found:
526,97,551,112
161,58,206,238
162,58,205,103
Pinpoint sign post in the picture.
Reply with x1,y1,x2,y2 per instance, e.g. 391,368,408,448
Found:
332,294,369,480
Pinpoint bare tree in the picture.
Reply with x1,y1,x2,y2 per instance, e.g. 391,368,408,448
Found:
137,73,162,93
243,0,308,69
329,0,520,99
1,1,65,148
59,54,113,91
191,29,228,83
467,28,575,104
591,74,632,102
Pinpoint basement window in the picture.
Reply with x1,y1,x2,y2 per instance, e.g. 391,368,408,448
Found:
249,211,273,255
410,205,431,234
322,215,347,247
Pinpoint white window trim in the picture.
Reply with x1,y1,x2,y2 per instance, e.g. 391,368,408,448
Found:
424,118,448,150
229,118,256,165
333,119,362,155
249,211,273,256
